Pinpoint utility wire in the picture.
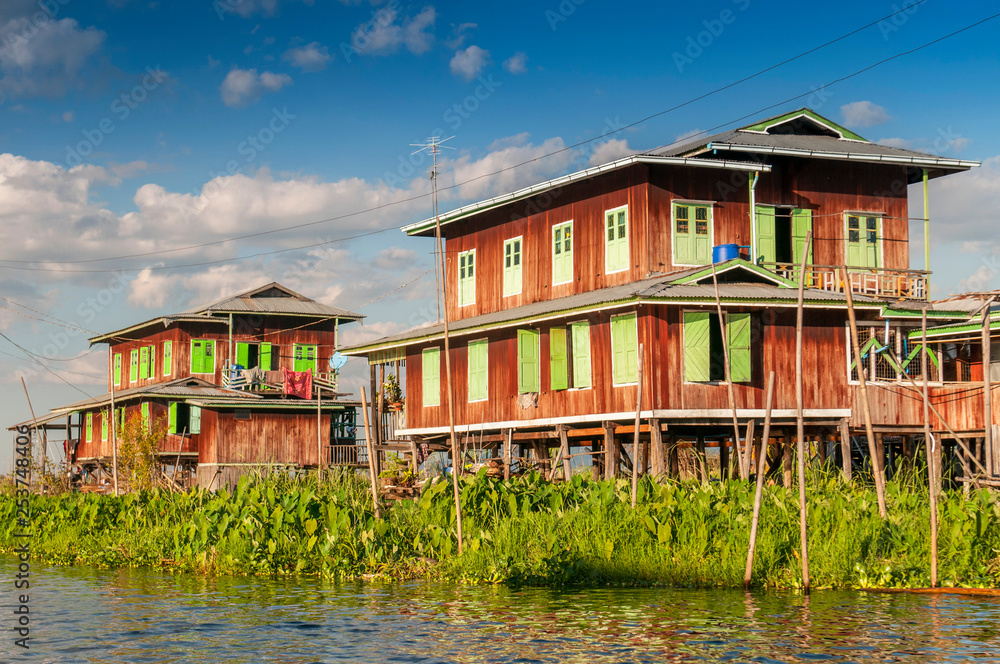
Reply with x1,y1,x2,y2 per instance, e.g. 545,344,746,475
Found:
0,331,98,398
0,1,952,273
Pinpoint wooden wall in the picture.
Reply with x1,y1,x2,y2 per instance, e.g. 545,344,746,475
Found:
200,410,331,466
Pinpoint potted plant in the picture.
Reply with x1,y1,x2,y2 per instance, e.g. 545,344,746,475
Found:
382,373,404,411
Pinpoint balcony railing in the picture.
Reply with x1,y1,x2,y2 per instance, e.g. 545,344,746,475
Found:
220,363,339,394
761,263,929,301
327,444,367,467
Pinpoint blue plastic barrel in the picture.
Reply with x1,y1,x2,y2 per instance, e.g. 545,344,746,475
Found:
712,244,740,263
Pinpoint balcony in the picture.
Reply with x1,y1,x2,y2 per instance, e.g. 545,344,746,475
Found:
220,362,340,394
762,263,929,301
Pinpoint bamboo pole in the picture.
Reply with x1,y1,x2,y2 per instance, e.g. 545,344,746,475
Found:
316,385,323,484
20,378,40,493
841,266,888,518
745,371,776,588
631,343,644,508
922,309,937,587
504,429,512,481
696,434,708,485
982,298,995,476
743,419,756,479
109,348,119,496
560,425,571,482
795,232,812,592
359,387,381,519
710,262,746,478
839,419,853,482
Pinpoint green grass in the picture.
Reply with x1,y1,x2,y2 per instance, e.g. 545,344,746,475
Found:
3,468,999,588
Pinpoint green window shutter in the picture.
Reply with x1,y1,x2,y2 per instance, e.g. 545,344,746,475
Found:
260,343,272,370
139,346,149,379
307,345,317,373
684,312,712,382
149,346,156,379
755,206,776,264
141,402,150,431
86,413,93,442
611,314,638,385
550,327,568,391
236,342,250,368
694,206,712,264
552,222,573,284
101,411,108,441
517,329,540,393
673,204,692,265
293,344,317,372
204,340,216,374
503,238,522,296
191,340,204,373
130,349,139,382
570,321,592,389
605,208,629,273
119,407,125,433
422,348,441,407
458,251,476,306
190,406,201,434
727,313,753,382
468,340,488,401
791,209,813,266
113,353,122,386
168,403,177,434
162,341,172,376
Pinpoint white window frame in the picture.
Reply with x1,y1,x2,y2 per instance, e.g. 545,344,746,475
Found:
503,236,523,297
671,200,716,268
551,220,574,286
604,204,630,275
458,248,476,307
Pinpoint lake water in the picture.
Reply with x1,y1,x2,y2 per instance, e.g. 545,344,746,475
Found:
3,558,999,663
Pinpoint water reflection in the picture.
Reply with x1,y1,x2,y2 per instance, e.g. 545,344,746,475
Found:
3,558,999,663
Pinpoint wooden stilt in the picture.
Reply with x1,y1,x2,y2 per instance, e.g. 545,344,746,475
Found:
668,432,679,479
745,371,775,588
743,420,756,479
711,262,746,479
559,425,571,482
782,432,793,488
650,419,665,480
794,232,812,592
631,344,644,507
604,423,617,480
922,308,938,587
720,434,730,480
503,429,512,481
839,419,852,482
982,297,995,476
875,433,886,482
696,434,708,485
359,387,381,520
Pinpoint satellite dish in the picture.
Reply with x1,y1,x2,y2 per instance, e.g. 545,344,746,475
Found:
329,352,348,371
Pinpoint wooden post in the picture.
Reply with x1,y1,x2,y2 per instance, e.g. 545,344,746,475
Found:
650,419,665,479
841,266,888,518
696,434,708,484
504,429,512,481
720,434,730,480
369,364,381,476
922,308,937,587
794,231,812,592
20,378,40,493
631,345,644,507
109,348,119,496
316,385,323,484
745,371,775,588
559,425,571,482
743,420,756,479
668,432,679,479
839,419,853,482
359,387,380,519
782,431,793,488
604,423,617,481
983,298,995,476
711,262,746,478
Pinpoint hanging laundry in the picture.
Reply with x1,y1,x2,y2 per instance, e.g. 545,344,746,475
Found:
282,367,313,399
242,365,267,387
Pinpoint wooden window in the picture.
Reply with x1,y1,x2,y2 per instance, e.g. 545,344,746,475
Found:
517,329,540,393
168,402,176,434
191,340,216,374
611,313,639,385
236,342,252,369
101,410,108,441
169,402,200,434
846,214,880,268
139,346,149,380
550,327,568,391
162,341,172,377
141,402,150,432
673,202,713,266
791,209,813,266
552,221,573,285
468,339,488,402
684,311,752,383
129,349,139,382
605,205,629,274
86,412,93,442
458,249,476,307
422,347,441,407
293,344,317,373
113,353,122,386
190,405,201,434
503,237,522,297
570,321,592,389
260,343,273,370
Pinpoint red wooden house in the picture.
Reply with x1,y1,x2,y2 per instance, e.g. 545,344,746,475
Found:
345,109,998,480
15,283,363,489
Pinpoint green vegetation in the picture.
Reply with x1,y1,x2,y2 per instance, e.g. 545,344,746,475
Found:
2,469,999,588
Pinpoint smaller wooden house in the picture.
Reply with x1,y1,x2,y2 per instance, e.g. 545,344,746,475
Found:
13,282,364,489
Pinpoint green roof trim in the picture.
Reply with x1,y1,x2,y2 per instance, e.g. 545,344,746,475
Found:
741,108,867,142
879,306,967,320
907,315,1000,340
667,259,799,288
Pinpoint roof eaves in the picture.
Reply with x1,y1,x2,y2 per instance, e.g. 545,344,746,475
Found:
706,142,980,170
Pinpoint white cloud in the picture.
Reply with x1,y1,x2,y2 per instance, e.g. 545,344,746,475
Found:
219,0,315,18
503,52,527,74
283,41,331,71
840,101,892,128
108,160,152,179
444,22,477,49
349,6,436,57
924,156,1000,249
444,134,573,201
587,139,634,167
220,68,293,107
0,17,105,98
450,45,490,80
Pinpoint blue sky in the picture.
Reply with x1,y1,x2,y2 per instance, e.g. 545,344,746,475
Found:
1,0,999,469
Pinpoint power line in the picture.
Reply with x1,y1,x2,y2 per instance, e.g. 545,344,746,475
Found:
0,1,956,274
0,331,99,398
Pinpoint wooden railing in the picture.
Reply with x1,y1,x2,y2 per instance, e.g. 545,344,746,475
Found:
327,444,367,467
761,263,929,300
220,364,339,394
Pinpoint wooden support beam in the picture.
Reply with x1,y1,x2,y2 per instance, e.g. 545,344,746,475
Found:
782,431,793,488
604,423,617,481
668,432,679,479
503,429,512,481
839,419,852,482
559,425,571,482
650,418,665,479
696,434,708,485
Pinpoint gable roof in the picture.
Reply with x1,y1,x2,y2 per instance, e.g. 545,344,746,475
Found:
653,108,979,181
342,260,886,355
89,281,363,345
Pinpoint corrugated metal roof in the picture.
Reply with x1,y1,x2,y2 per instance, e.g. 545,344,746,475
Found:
342,262,886,354
49,378,263,413
191,398,359,408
